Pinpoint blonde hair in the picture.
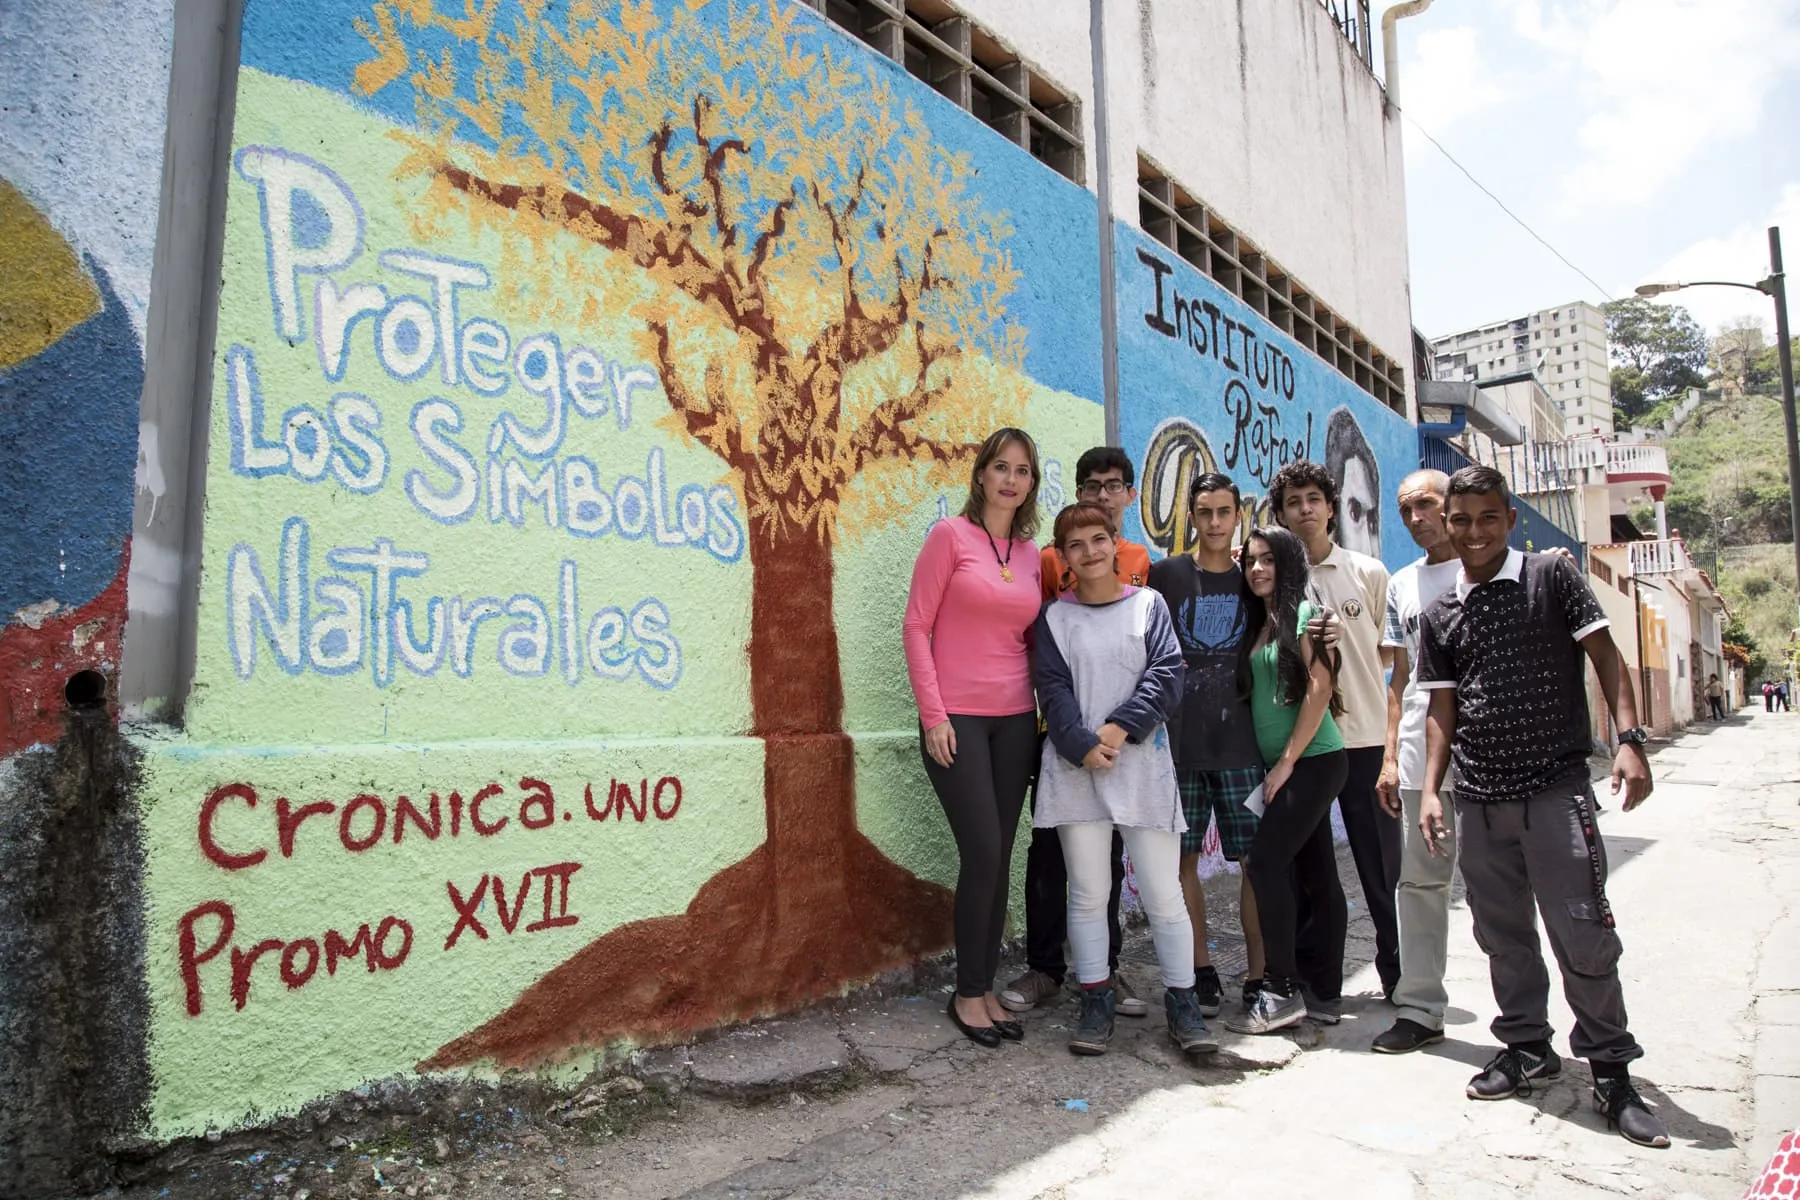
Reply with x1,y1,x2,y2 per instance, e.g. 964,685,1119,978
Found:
959,427,1041,541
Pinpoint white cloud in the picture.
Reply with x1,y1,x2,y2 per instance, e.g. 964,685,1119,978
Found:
1633,183,1800,333
1399,26,1507,131
1548,0,1800,207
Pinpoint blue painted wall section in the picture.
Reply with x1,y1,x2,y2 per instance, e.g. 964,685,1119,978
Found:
1114,224,1420,570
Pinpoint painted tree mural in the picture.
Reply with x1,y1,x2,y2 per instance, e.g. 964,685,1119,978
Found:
355,0,1033,1066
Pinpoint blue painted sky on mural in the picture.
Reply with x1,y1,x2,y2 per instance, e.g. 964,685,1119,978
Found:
240,0,1102,402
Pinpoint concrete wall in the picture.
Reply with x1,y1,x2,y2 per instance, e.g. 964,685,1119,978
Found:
0,3,176,1193
1,0,1423,1167
1110,0,1413,392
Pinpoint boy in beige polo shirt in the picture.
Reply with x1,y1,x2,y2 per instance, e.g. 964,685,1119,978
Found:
1270,459,1399,1015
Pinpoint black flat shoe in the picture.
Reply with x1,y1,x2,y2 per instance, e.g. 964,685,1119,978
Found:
947,996,1003,1047
993,1018,1025,1041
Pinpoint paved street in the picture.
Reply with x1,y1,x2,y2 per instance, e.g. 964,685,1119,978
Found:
112,705,1800,1200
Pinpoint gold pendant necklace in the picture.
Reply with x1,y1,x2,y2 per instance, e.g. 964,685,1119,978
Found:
980,520,1017,583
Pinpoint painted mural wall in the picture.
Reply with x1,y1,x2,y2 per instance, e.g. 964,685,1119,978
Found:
1115,227,1420,872
138,0,1102,1137
0,0,172,753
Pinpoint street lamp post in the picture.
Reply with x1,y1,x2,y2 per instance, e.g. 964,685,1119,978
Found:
1636,224,1800,626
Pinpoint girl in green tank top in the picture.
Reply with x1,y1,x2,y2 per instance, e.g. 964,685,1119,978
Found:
1224,526,1352,1036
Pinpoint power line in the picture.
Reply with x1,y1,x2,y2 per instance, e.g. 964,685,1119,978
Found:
1404,113,1618,304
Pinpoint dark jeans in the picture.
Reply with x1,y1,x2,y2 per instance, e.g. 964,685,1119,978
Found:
1248,750,1349,996
921,712,1039,997
1024,780,1124,982
1709,696,1725,720
1458,784,1642,1066
1298,745,1402,993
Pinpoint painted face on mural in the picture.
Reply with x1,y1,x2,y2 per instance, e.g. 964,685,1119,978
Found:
1243,537,1279,599
982,439,1036,521
1189,488,1240,559
1446,490,1517,576
1337,458,1381,558
1278,484,1332,545
1075,467,1136,529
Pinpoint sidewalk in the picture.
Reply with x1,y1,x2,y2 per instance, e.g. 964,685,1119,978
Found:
108,706,1800,1199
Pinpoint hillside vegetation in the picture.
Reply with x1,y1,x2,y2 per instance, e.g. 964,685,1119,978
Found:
1651,390,1796,681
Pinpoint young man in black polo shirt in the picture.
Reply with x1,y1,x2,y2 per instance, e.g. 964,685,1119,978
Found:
1418,466,1666,1149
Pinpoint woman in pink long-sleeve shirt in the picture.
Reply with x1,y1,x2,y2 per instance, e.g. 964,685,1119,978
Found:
903,427,1044,1047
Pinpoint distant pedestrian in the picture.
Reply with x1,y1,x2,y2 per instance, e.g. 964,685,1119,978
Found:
1032,501,1216,1058
1778,682,1791,712
1223,527,1350,1036
1418,466,1667,1149
1765,681,1775,711
1705,674,1726,721
905,427,1043,1047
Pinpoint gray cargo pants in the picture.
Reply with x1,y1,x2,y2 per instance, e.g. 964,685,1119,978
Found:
1456,781,1644,1066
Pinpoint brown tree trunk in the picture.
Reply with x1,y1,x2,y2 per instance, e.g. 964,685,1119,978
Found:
421,493,952,1071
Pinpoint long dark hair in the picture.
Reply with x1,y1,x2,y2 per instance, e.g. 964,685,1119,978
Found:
1237,526,1340,711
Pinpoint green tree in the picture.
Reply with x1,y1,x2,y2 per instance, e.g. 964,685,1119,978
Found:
1605,297,1709,421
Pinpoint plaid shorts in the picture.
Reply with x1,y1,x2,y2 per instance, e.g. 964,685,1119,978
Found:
1177,765,1265,859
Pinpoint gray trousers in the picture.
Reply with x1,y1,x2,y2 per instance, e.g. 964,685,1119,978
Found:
1456,782,1643,1066
1392,788,1457,1031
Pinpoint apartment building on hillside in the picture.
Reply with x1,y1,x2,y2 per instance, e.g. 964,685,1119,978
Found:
1428,300,1613,436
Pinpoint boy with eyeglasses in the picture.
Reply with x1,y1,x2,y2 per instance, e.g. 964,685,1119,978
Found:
1000,448,1152,1018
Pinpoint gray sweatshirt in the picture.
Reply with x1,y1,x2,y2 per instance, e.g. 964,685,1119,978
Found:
1032,587,1186,832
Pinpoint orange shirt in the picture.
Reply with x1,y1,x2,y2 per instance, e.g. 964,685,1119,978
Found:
1039,538,1152,603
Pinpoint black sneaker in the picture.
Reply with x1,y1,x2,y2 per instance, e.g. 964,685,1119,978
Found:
1467,1045,1562,1100
1194,965,1224,1018
1371,1018,1445,1055
1165,986,1219,1054
1593,1076,1670,1148
1068,986,1116,1056
1298,984,1342,1025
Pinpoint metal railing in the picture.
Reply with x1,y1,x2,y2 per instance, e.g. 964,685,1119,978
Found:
1317,0,1374,72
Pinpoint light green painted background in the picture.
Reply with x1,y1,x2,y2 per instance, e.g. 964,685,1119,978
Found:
140,70,1101,1137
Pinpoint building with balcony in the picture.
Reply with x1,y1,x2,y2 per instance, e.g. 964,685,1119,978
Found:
1428,300,1613,436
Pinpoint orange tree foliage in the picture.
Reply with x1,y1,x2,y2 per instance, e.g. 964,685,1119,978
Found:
357,0,1031,544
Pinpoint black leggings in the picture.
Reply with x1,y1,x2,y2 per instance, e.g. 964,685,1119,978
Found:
922,712,1039,997
1247,750,1349,996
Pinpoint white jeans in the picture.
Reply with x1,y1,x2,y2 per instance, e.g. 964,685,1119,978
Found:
1058,823,1195,989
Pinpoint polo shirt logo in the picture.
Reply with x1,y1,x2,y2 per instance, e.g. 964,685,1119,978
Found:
1342,599,1365,620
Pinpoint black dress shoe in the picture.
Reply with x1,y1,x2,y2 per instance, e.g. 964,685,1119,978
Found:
946,996,1003,1047
993,1018,1025,1041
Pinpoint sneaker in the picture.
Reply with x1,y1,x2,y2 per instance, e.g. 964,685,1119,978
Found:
1068,986,1117,1056
1224,985,1307,1035
1165,986,1220,1054
1193,965,1224,1018
1240,977,1264,1013
1466,1045,1562,1100
999,969,1063,1013
1371,1018,1446,1055
1111,970,1149,1018
1299,984,1342,1025
1593,1076,1670,1149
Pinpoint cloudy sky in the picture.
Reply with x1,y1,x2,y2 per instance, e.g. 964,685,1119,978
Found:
1399,0,1800,340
